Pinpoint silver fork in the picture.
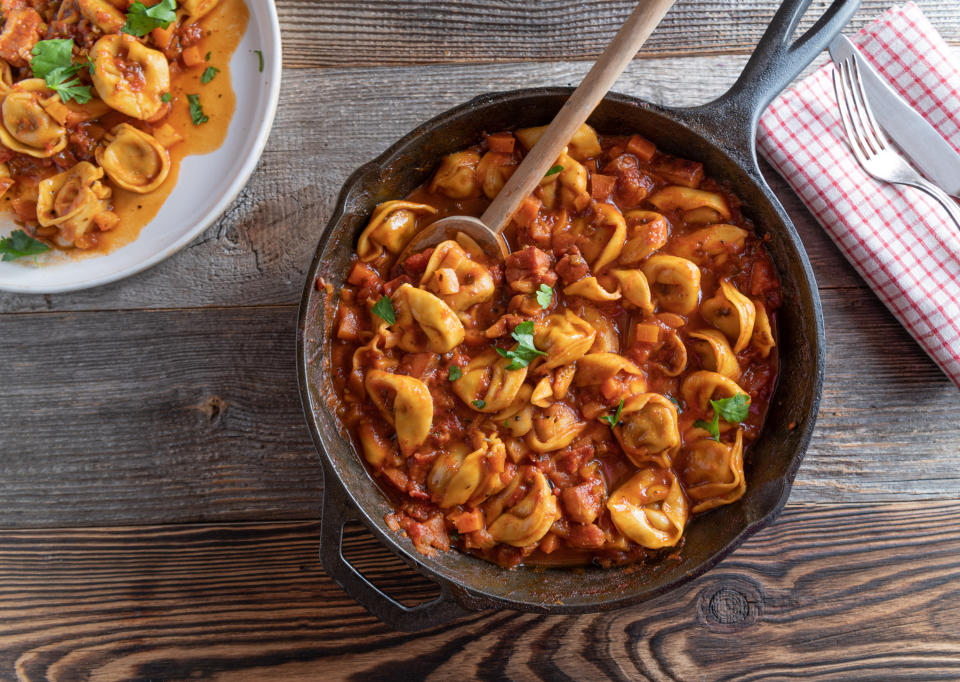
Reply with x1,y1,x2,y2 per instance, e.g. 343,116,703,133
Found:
832,56,960,231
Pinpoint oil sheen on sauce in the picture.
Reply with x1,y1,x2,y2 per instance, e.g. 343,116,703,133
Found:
94,0,250,255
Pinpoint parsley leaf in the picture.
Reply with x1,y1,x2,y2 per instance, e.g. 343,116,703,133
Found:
371,295,395,324
494,320,546,370
0,230,50,262
205,51,212,61
122,0,177,37
448,365,462,382
472,399,486,409
666,395,680,407
504,419,511,428
201,66,219,84
601,399,624,429
545,164,564,177
161,92,172,103
30,40,92,103
694,393,751,441
254,49,264,73
535,283,553,309
187,94,208,125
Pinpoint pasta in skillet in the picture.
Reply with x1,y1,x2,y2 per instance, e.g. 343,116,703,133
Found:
330,123,781,567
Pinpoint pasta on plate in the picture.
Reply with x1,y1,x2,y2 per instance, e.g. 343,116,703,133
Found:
0,0,246,260
329,124,782,568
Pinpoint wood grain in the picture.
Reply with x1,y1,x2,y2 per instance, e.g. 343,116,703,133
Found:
0,289,954,529
3,502,960,680
275,0,960,67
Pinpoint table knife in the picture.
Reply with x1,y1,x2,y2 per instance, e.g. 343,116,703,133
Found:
828,34,960,197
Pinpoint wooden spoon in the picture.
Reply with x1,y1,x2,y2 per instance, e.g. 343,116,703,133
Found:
399,0,676,262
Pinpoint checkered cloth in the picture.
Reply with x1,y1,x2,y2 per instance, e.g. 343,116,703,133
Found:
757,2,960,389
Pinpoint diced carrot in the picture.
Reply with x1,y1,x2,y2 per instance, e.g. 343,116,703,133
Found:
335,306,362,341
487,132,515,154
590,173,616,200
627,134,656,162
449,509,484,534
346,260,379,287
514,195,541,227
151,25,175,50
181,45,203,67
633,323,660,344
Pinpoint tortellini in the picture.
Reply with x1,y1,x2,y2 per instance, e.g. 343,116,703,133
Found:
526,403,585,453
620,210,669,264
365,370,434,455
485,468,560,547
612,393,680,466
689,328,740,379
647,186,731,221
421,240,495,311
76,0,126,33
476,150,516,199
429,150,481,199
651,328,688,376
453,349,527,413
678,430,746,513
181,0,222,19
563,275,620,302
642,254,701,315
611,269,653,314
391,284,465,353
428,435,508,508
95,124,171,194
91,34,170,120
515,123,601,161
682,371,749,415
702,280,756,352
0,79,67,158
577,202,627,272
356,200,436,262
752,301,776,358
670,224,748,266
607,468,688,549
538,151,590,211
535,310,596,370
574,353,645,392
36,162,114,248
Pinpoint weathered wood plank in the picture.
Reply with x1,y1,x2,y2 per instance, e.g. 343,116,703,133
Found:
274,0,960,67
0,292,954,529
0,50,918,313
3,503,960,680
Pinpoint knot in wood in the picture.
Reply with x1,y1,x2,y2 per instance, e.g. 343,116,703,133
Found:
697,578,762,631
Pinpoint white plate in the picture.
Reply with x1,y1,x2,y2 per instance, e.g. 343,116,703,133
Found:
0,0,282,294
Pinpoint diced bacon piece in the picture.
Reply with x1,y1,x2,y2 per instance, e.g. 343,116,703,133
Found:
346,260,381,288
487,132,516,154
514,195,541,228
555,246,590,284
626,134,656,162
650,154,704,188
504,245,557,293
449,509,484,534
0,8,42,67
567,522,607,549
603,154,655,207
590,173,616,201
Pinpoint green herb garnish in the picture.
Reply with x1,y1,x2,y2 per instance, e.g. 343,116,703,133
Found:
122,0,177,37
371,295,395,324
254,49,264,73
545,164,564,177
187,94,208,125
693,393,751,442
161,92,172,103
535,283,553,309
601,399,624,429
0,230,50,262
201,66,219,84
495,320,546,370
205,51,212,61
448,365,462,382
472,399,486,409
30,39,92,103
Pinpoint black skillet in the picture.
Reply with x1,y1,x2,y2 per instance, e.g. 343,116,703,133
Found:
298,0,859,631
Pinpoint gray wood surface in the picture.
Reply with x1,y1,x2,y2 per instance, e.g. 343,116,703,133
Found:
1,0,959,675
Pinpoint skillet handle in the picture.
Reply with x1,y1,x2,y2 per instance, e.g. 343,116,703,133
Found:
685,0,860,162
319,472,474,632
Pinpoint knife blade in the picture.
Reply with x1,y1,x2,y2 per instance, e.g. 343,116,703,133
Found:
829,34,960,196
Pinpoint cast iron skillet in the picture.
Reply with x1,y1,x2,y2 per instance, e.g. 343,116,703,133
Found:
298,0,858,632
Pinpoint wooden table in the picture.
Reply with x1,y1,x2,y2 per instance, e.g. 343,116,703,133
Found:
2,1,959,679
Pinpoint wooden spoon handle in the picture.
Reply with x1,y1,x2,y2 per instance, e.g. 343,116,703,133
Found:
479,0,676,234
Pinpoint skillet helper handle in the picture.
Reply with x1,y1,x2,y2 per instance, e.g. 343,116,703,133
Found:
479,0,675,233
319,472,473,632
702,0,860,155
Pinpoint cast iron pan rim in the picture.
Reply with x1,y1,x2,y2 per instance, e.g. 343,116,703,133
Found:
297,86,824,613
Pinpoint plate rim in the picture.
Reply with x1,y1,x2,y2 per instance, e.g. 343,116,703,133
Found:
0,0,283,294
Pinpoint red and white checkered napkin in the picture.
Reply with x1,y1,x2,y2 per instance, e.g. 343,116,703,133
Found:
757,2,960,389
